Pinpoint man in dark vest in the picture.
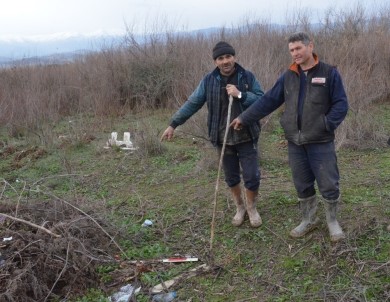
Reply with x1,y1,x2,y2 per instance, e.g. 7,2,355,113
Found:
230,32,348,242
161,41,264,228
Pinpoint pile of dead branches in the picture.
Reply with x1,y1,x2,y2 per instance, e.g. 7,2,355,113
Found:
0,198,122,302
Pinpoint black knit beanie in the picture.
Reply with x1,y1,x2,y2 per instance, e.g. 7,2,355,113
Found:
212,41,235,60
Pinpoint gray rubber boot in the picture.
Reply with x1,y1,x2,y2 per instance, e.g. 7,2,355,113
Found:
245,189,262,228
324,199,345,242
290,195,320,238
230,185,246,227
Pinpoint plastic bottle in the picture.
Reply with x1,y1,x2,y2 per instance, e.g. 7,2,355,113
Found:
151,291,177,302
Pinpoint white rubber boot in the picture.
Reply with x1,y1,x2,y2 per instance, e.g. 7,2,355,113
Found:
290,195,320,238
230,185,246,227
245,189,262,228
324,199,345,242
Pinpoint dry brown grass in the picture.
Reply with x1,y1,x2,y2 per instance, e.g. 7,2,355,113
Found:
0,5,389,149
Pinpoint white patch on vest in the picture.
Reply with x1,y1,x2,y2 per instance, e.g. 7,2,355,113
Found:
312,77,326,84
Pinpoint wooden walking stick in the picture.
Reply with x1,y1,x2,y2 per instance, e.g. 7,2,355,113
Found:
210,95,234,251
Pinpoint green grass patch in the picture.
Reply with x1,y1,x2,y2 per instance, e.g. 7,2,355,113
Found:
1,108,390,301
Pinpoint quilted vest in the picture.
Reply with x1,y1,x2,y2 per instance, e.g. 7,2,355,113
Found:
280,61,335,145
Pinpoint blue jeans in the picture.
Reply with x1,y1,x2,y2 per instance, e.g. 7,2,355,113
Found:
218,141,260,191
288,141,340,200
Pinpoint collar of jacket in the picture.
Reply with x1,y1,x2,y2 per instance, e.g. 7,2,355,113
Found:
289,53,319,75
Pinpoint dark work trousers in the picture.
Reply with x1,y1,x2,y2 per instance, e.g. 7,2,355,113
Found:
218,140,260,192
288,141,340,201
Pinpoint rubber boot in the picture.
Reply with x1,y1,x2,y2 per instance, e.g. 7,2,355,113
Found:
290,195,320,238
245,189,262,228
230,185,246,227
324,199,345,242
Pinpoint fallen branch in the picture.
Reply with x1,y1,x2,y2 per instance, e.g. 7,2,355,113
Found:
0,213,61,238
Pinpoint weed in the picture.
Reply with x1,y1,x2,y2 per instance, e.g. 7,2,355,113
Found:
282,257,306,275
96,264,119,283
356,227,390,261
123,242,170,260
72,289,109,302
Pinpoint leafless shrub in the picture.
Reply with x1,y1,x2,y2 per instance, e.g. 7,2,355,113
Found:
133,120,166,158
0,5,389,149
314,5,390,148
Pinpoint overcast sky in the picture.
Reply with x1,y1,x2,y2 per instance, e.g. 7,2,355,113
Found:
0,0,388,40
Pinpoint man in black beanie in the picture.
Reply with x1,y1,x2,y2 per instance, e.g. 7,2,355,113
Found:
161,41,264,228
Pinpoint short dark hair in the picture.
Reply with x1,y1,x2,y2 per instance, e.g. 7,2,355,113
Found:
288,32,311,45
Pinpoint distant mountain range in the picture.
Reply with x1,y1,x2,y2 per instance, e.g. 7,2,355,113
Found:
0,28,224,66
0,33,125,66
0,25,292,67
1,25,262,67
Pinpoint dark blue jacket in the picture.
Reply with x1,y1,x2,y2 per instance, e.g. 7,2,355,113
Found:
170,63,264,146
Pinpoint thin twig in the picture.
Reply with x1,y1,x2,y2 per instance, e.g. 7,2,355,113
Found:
15,180,27,217
0,180,8,200
31,173,81,187
44,241,70,302
16,239,42,254
0,213,61,238
30,188,127,259
133,189,147,223
263,225,292,252
234,297,258,302
336,247,358,256
361,260,390,276
260,278,291,292
290,236,314,257
0,178,18,198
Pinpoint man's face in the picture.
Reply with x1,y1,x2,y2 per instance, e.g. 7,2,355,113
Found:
214,54,236,76
288,41,313,66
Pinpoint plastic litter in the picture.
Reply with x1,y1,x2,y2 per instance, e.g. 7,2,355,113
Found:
162,256,198,263
105,132,138,150
127,255,198,265
152,291,177,302
108,284,140,302
141,219,153,227
3,237,12,242
151,264,210,294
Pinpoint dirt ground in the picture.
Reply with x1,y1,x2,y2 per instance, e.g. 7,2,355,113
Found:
0,199,123,302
